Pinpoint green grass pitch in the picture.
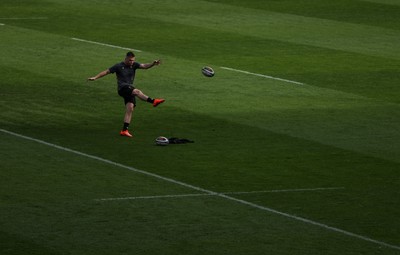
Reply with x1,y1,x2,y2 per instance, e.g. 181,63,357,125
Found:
1,0,400,254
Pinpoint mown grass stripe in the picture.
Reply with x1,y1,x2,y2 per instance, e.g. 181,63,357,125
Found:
1,128,399,251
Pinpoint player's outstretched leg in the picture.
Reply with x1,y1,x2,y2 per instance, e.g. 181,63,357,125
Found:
132,88,165,107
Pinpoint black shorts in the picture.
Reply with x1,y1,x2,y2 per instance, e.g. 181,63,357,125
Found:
118,85,136,106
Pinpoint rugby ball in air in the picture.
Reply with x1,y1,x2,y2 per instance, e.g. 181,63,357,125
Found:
201,66,215,77
155,136,169,146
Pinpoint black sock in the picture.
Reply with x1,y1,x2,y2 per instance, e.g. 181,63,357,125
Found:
123,122,130,131
147,97,154,103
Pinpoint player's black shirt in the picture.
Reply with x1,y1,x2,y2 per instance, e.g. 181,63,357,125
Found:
109,62,141,91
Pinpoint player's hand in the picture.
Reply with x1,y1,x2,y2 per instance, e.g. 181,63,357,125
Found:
87,77,96,81
153,60,161,65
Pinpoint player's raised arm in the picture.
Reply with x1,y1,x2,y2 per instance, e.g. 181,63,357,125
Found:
88,69,110,81
139,60,161,69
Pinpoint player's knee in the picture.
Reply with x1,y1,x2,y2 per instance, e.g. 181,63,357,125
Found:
132,89,141,95
126,103,134,112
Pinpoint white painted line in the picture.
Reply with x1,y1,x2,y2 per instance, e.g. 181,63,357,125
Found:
1,128,399,251
97,187,345,201
0,23,4,26
225,187,345,195
71,37,142,52
217,192,400,251
220,66,304,85
96,193,209,201
0,129,209,194
0,17,48,20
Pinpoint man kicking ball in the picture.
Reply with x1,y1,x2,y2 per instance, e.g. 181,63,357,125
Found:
88,52,165,138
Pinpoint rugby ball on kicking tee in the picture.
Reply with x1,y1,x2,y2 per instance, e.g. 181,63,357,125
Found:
201,66,215,77
155,136,169,146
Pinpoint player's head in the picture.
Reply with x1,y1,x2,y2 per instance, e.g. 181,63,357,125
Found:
125,51,136,66
126,52,135,58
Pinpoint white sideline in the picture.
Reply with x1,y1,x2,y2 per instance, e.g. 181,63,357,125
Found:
1,128,399,251
0,17,48,20
71,37,142,52
220,66,304,85
97,187,345,201
224,187,345,195
97,193,209,201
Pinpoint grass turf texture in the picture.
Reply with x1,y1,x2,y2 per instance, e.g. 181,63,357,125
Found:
1,0,400,254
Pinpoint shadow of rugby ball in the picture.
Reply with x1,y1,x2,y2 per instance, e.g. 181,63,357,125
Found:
202,66,215,77
155,136,169,146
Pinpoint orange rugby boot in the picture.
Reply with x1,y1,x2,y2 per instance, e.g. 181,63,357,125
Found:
153,98,165,107
120,130,133,138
